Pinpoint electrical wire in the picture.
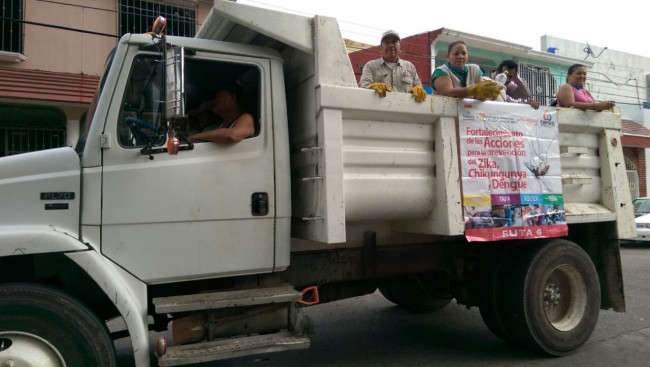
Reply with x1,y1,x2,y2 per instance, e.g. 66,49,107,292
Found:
33,0,200,25
240,0,644,72
13,0,649,107
0,16,119,39
26,1,649,75
28,0,650,75
34,0,116,13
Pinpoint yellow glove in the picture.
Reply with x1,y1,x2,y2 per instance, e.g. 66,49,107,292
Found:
367,82,392,97
466,80,503,100
411,84,427,103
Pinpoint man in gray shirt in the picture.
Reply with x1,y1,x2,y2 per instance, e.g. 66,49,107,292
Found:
359,30,426,103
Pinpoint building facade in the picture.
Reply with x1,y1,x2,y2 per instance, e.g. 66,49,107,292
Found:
348,28,650,197
4,2,650,197
541,35,650,198
0,0,212,157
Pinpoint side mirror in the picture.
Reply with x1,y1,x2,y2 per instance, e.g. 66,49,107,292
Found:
164,46,189,155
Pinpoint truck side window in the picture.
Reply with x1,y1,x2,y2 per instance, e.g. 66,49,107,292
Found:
182,59,261,142
117,54,262,148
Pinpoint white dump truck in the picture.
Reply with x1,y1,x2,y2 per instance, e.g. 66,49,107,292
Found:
0,1,635,366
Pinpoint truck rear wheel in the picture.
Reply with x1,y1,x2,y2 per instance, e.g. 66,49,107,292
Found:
503,240,600,355
0,283,116,367
379,275,453,313
478,244,521,343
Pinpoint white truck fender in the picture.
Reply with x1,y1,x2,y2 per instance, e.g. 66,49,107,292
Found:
66,250,150,367
0,225,89,257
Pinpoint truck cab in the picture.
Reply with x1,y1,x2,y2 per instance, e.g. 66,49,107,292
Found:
78,34,292,283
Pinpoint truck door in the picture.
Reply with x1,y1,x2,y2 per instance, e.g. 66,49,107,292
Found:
100,49,275,283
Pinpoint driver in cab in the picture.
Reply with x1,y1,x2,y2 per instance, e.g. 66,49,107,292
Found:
187,82,255,144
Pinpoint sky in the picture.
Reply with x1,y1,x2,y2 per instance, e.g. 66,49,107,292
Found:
236,0,650,59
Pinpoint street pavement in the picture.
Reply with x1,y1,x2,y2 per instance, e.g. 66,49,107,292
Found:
117,242,650,366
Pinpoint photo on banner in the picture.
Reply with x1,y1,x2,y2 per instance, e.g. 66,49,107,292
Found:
458,100,568,242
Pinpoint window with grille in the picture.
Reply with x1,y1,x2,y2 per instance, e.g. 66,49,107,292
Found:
625,156,640,199
0,105,67,157
518,63,557,107
119,0,197,37
1,0,23,53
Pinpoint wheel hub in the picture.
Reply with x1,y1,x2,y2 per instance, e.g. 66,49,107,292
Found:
544,282,561,307
543,264,588,332
0,332,64,367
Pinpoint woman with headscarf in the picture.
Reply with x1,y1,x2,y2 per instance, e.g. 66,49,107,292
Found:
431,41,501,100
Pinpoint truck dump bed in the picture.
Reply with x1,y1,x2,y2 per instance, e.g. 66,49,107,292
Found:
198,0,635,244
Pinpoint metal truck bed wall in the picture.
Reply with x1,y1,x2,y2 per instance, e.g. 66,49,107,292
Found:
199,1,635,244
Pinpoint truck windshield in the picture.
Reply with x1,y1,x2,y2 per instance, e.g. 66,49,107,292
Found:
74,49,115,156
117,54,166,148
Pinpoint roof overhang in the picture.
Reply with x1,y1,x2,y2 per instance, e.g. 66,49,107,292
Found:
432,28,593,67
622,119,650,148
0,67,99,105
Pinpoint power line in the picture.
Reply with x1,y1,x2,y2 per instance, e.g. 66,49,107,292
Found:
242,0,385,33
30,0,650,75
37,0,646,76
0,16,119,39
13,0,650,105
34,0,116,13
33,0,204,26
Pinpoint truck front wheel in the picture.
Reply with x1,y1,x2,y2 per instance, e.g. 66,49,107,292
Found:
0,283,116,367
503,240,600,356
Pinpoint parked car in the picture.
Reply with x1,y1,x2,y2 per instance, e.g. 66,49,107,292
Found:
628,213,650,242
633,197,650,217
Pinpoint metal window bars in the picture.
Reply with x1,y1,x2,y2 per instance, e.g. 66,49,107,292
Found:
518,63,558,107
119,0,197,38
0,0,23,53
1,126,66,157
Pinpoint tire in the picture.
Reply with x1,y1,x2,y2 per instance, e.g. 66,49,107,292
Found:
0,283,116,367
379,275,453,313
502,240,601,356
478,244,522,343
378,286,399,304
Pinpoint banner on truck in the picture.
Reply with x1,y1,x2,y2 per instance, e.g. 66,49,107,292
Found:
458,100,568,242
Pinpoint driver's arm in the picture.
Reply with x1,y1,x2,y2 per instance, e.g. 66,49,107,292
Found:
188,113,255,143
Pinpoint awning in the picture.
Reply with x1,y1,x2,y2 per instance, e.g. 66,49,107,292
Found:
622,119,650,148
0,67,99,104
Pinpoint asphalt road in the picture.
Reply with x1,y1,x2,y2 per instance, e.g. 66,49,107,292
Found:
117,242,650,367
